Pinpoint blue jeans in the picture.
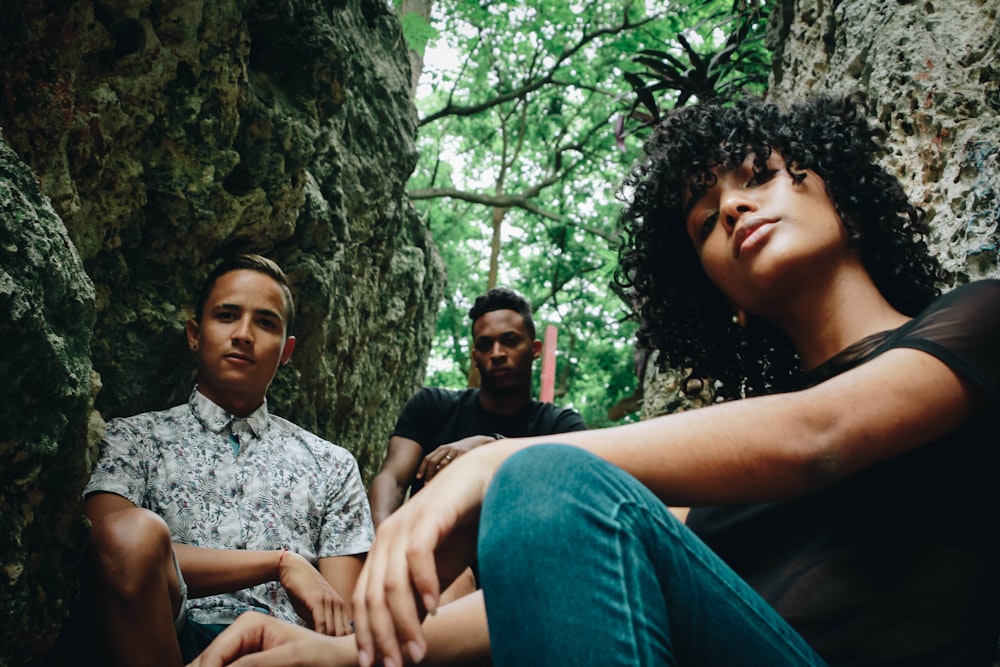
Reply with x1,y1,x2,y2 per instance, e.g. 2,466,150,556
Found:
478,445,829,666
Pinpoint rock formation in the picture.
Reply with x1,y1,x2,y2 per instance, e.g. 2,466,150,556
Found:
768,0,1000,283
1,0,446,477
0,136,97,662
0,0,443,662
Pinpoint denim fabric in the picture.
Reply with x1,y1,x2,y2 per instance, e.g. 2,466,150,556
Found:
478,445,829,667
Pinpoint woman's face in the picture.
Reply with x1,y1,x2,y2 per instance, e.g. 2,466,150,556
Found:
681,150,850,320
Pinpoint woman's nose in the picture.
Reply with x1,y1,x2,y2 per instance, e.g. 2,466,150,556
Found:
719,190,757,231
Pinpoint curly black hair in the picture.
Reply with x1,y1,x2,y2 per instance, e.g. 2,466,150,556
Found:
614,93,944,399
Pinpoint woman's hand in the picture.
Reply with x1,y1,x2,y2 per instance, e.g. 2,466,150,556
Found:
352,443,509,667
186,611,356,667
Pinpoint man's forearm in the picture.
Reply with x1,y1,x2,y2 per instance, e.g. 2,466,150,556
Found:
172,543,286,597
369,474,406,528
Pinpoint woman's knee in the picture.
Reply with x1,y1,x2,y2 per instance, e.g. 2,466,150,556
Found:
481,445,628,550
484,445,590,522
481,444,681,557
488,444,642,510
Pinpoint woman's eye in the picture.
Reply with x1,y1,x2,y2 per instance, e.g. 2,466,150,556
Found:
747,169,776,186
700,212,719,239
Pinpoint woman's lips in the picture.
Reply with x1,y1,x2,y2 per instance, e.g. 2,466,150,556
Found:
733,218,777,258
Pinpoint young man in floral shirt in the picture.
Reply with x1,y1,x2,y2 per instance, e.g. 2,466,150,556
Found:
84,254,374,666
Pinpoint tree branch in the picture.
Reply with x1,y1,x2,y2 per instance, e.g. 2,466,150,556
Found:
407,187,618,243
409,187,563,221
418,4,662,127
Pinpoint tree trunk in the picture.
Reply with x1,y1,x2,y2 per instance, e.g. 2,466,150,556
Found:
400,0,435,94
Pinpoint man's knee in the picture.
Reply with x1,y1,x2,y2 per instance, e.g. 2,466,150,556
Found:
88,508,175,596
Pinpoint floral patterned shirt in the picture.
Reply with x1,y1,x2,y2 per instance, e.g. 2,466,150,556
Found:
84,389,374,625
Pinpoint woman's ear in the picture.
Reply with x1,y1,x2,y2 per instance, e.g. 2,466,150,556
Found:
726,296,749,329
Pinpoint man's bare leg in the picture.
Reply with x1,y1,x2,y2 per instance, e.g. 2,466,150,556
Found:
88,508,184,667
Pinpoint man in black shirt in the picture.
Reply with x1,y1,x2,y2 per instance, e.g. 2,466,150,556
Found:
370,287,586,533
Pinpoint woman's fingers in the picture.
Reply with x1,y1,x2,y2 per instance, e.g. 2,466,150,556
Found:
354,446,508,666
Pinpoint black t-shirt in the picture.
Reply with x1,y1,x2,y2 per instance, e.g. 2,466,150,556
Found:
392,386,587,495
687,280,1000,666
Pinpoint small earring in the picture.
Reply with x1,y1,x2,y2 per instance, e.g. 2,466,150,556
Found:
733,309,748,328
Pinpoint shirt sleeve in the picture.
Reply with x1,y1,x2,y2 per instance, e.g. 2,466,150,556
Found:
390,388,445,447
896,280,1000,403
553,408,588,432
318,449,375,558
82,416,150,505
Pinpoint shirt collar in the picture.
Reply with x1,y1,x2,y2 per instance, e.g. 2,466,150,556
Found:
189,387,269,440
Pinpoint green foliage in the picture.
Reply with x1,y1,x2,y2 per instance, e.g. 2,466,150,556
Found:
398,12,439,57
406,0,772,427
621,0,772,141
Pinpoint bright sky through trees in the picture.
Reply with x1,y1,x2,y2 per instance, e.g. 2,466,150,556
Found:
403,0,771,426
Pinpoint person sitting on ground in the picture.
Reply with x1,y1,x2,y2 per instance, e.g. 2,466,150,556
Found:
370,287,586,600
192,95,1000,667
370,286,585,525
84,254,374,667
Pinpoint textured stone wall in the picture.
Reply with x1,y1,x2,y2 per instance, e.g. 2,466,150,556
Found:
0,135,97,663
768,0,1000,283
0,0,445,480
644,0,1000,419
0,0,443,662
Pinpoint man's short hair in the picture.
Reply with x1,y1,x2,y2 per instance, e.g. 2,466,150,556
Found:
195,254,295,335
468,287,536,339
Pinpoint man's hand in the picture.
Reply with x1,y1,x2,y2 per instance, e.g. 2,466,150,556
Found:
278,551,353,636
417,435,498,483
186,611,357,667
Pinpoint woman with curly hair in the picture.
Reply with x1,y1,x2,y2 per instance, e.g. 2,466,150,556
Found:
616,93,944,400
194,95,1000,667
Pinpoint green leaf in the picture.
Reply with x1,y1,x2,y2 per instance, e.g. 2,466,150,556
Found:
399,11,439,56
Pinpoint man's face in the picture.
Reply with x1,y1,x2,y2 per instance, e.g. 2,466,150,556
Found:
186,269,295,416
471,309,541,396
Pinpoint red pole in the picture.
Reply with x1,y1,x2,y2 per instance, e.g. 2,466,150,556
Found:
540,325,557,403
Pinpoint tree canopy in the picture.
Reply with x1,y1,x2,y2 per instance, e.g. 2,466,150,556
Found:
398,0,771,426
